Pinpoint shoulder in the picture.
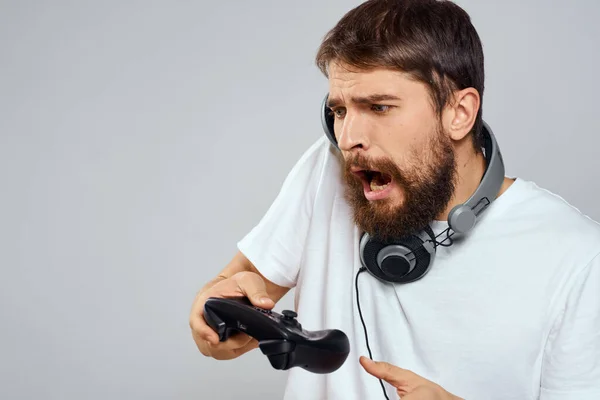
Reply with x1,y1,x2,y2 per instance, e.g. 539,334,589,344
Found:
292,136,337,172
281,136,344,198
520,179,599,233
235,136,341,288
509,178,600,259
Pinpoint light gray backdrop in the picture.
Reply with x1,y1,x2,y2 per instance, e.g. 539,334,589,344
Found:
1,0,598,399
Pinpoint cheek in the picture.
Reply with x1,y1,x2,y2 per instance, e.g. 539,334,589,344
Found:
386,144,419,176
377,123,426,164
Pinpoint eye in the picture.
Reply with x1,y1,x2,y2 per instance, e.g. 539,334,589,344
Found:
371,104,391,113
328,108,346,119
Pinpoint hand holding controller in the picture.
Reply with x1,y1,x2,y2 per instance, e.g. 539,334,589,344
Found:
204,296,350,374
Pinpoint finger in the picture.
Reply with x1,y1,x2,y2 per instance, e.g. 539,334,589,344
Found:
232,271,275,308
189,313,221,345
189,292,219,344
359,356,420,389
397,388,418,399
191,329,213,357
210,332,254,350
360,356,405,387
397,386,435,399
189,278,240,320
189,280,244,345
193,328,258,360
231,338,259,356
210,338,259,361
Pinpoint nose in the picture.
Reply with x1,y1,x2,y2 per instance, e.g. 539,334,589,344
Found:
336,111,370,153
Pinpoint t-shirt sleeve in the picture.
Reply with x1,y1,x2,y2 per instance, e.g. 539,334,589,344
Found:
540,251,600,399
237,137,330,288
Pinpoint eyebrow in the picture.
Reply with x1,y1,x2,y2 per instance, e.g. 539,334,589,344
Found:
326,93,402,108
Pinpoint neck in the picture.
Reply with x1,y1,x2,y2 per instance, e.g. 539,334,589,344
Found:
437,142,514,222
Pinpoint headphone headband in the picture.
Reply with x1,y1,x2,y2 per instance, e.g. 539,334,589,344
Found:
447,121,505,234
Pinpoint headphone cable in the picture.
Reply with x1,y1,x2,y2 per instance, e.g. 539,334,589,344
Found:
396,227,456,265
355,225,457,398
432,227,455,248
355,267,391,400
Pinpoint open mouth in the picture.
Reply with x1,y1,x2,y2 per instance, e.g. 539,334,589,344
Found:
352,168,393,193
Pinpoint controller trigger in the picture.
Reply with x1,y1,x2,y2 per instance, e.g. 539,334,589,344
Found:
259,339,295,370
203,308,227,341
267,353,289,370
259,339,295,356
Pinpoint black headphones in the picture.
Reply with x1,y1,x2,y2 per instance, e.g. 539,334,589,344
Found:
321,93,506,283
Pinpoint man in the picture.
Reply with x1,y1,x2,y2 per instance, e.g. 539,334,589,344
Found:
190,0,600,398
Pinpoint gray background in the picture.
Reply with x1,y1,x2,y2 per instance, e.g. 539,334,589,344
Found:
1,0,598,399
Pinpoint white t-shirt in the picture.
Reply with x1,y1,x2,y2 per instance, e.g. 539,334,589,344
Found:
237,136,600,400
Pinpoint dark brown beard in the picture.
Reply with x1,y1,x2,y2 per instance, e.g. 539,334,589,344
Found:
342,126,457,243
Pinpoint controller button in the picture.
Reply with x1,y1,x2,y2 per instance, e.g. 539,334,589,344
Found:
282,310,297,319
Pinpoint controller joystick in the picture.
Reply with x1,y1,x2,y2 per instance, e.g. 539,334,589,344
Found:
203,297,350,374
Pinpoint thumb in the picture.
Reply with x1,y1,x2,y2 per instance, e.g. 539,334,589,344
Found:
233,271,275,308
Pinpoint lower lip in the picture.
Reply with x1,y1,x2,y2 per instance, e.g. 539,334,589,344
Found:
363,180,394,201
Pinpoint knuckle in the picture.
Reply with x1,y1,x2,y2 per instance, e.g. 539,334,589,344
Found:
194,335,212,357
189,317,199,332
407,370,421,381
189,315,206,333
198,345,211,357
195,292,208,306
379,362,396,377
235,270,254,284
240,271,261,285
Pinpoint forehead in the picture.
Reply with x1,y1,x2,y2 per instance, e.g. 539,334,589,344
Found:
328,62,404,86
327,61,428,105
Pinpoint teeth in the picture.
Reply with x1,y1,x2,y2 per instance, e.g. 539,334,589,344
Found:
370,181,390,191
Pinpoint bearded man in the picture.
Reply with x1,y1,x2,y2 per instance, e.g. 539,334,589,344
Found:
190,1,600,399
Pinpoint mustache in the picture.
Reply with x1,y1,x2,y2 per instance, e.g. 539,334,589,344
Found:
345,153,386,172
343,153,401,179
343,152,418,192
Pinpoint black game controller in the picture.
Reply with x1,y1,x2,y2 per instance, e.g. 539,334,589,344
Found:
203,296,350,374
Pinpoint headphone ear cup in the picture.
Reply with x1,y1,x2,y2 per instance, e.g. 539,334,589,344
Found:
359,226,437,284
321,94,338,148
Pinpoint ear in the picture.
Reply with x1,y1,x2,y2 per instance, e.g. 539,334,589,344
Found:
442,88,480,141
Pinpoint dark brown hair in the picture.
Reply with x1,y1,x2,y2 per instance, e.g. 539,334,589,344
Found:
315,0,485,150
